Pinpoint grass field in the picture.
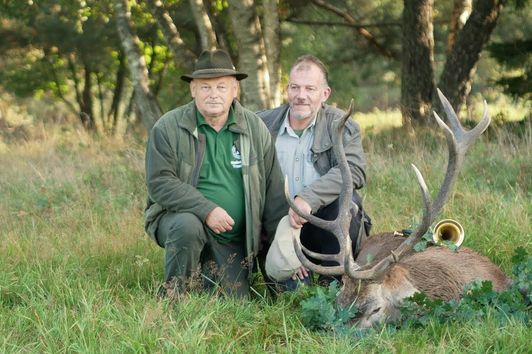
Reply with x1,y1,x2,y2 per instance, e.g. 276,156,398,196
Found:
0,113,530,353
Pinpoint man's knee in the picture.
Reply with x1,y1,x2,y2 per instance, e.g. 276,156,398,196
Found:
156,212,206,248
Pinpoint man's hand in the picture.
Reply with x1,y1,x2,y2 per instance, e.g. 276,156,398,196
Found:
288,196,312,229
291,265,309,280
205,207,234,234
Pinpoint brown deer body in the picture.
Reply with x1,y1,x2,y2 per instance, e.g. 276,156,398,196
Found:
338,233,511,327
286,89,510,328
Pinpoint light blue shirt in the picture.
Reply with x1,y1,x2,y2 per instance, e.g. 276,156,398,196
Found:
275,112,321,198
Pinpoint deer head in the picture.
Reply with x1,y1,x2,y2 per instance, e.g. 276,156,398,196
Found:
286,88,491,287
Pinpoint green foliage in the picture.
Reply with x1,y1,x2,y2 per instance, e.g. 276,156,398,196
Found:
399,248,531,328
487,40,532,100
486,1,532,101
296,250,530,335
511,247,532,304
299,281,357,332
413,231,432,252
412,230,459,253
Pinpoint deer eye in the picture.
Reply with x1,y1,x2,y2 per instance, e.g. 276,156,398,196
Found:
370,307,381,315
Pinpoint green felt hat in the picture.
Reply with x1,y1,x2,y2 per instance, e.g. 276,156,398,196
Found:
181,49,248,82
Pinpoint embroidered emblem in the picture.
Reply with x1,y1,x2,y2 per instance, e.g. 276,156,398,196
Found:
231,144,242,169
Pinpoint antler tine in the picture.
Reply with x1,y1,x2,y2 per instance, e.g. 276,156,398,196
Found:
334,100,359,274
335,100,356,225
293,245,345,275
346,89,491,280
284,177,335,231
288,176,347,274
288,99,357,276
346,164,431,279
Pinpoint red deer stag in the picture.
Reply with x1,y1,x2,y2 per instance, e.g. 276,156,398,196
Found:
285,89,511,328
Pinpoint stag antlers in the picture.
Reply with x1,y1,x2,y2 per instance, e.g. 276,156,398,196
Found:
285,89,491,280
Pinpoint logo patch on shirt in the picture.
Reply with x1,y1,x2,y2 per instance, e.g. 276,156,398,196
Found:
231,144,242,169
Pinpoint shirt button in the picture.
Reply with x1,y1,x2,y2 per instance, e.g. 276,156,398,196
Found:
295,158,299,162
295,177,300,181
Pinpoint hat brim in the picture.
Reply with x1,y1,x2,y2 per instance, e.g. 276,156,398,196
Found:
181,70,248,83
265,215,302,281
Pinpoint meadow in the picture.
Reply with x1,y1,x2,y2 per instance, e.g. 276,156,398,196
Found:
0,108,530,353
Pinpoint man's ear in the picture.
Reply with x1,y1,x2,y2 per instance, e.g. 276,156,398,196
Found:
189,81,196,98
234,81,240,99
322,86,332,102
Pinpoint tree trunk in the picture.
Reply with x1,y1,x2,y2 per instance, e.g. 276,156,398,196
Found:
227,0,271,111
188,0,218,50
66,54,93,129
81,63,96,131
447,0,472,53
437,0,505,115
96,72,106,129
114,0,162,131
261,0,282,107
109,50,126,135
145,0,196,71
401,0,435,128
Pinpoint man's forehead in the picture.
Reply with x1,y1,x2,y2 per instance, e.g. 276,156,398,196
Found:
292,62,322,74
290,64,325,82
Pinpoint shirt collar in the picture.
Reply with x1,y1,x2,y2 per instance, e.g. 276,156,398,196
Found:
196,106,235,130
278,109,317,136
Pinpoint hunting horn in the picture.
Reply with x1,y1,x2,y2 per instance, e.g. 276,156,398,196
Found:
433,219,464,247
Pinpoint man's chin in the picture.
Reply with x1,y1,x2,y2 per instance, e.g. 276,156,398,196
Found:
204,109,226,118
292,111,312,121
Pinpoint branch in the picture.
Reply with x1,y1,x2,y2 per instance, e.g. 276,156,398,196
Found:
145,0,196,71
46,57,79,116
285,18,403,29
188,0,218,50
310,0,397,59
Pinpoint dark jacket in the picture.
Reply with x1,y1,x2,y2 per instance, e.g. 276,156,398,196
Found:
145,100,288,266
257,103,367,212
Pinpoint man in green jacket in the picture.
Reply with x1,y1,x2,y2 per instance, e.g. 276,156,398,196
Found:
258,55,371,289
144,49,287,298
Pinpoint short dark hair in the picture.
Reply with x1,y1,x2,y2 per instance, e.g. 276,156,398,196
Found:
290,55,329,86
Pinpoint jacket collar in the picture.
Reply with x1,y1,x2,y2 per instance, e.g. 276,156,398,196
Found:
311,103,333,153
265,103,333,153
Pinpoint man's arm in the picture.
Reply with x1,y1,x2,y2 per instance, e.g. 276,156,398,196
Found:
297,120,367,212
260,131,289,242
145,122,217,222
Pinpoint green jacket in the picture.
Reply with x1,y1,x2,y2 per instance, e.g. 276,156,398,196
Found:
145,100,288,265
257,103,367,213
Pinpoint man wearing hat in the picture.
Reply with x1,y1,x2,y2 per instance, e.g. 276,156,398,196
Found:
144,49,288,298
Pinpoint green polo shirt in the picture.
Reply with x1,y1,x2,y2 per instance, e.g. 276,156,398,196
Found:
196,109,245,243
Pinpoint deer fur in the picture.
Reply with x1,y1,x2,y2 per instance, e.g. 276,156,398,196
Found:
337,233,511,328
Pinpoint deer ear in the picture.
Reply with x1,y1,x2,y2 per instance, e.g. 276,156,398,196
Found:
383,265,409,286
382,265,418,306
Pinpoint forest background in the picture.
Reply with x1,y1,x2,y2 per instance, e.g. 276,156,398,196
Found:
0,0,530,352
0,0,530,135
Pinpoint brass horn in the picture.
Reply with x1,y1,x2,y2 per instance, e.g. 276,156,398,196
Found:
433,219,464,247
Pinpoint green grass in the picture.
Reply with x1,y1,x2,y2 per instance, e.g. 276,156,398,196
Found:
1,117,530,353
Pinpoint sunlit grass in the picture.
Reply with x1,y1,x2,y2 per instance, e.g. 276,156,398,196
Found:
1,111,530,352
354,108,402,133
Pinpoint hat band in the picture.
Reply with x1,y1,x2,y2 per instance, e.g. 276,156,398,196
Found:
192,68,237,75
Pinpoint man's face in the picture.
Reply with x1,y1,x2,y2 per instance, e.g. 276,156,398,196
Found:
190,76,239,119
287,63,331,123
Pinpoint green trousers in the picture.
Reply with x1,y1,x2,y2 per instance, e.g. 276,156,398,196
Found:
155,212,249,298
